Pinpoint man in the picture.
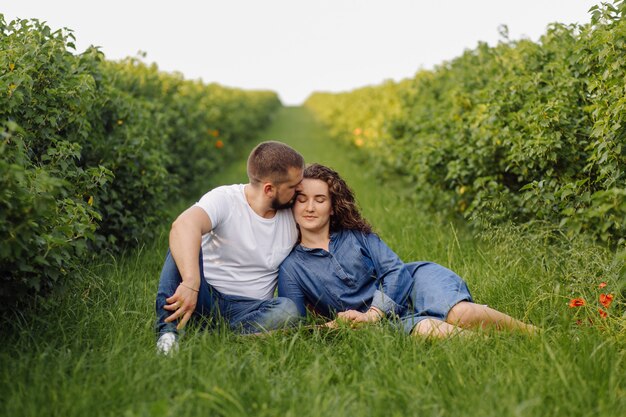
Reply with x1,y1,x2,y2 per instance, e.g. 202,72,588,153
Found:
155,141,304,355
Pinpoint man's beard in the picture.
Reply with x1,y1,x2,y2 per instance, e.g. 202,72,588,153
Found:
271,195,294,210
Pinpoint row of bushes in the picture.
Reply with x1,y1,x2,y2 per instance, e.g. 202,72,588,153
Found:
0,17,281,304
305,1,626,245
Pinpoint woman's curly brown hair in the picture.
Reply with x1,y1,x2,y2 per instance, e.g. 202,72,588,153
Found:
303,163,372,234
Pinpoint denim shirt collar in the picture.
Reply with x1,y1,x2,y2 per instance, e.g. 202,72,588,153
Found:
295,231,341,256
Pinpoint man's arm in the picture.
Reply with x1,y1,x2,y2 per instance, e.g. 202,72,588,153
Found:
163,206,212,329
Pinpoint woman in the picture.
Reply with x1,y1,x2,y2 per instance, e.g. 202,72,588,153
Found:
278,163,537,337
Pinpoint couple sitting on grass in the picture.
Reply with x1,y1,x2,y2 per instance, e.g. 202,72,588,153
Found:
156,141,536,355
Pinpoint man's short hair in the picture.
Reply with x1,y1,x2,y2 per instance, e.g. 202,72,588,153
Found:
247,141,304,185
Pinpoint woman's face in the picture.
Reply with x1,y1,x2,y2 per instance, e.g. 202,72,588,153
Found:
293,178,333,234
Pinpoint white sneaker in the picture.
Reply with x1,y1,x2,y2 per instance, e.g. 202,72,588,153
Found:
156,332,179,356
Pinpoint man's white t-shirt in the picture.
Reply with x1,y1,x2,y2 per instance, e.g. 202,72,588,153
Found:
194,184,298,300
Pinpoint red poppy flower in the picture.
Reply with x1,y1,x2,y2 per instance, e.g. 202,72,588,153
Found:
215,140,224,149
599,282,607,288
569,298,586,308
598,308,608,318
599,293,614,308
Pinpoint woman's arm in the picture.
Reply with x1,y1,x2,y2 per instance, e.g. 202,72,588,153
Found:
277,264,308,317
361,232,414,316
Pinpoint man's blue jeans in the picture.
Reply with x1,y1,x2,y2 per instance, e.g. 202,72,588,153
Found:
155,250,301,337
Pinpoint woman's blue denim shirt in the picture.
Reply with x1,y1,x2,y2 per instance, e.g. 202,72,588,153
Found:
277,229,415,318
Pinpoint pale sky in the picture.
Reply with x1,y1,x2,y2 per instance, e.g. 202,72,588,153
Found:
4,0,598,105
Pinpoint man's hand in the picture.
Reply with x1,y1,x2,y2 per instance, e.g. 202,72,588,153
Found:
163,283,199,330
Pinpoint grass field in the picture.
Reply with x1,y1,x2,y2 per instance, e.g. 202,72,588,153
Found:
1,107,624,417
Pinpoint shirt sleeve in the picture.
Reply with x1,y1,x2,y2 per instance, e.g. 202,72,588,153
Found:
193,186,230,228
361,232,414,316
277,260,308,317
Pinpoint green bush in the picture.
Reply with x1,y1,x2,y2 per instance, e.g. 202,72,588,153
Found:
306,0,626,245
0,18,112,301
0,16,281,306
0,122,104,301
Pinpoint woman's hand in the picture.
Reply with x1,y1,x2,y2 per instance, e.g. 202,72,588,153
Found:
323,319,338,328
163,282,199,330
337,307,384,324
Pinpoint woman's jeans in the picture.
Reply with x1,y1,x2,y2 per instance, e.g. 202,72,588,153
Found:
155,250,301,337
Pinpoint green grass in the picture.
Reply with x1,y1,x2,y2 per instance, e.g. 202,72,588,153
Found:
1,107,624,417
